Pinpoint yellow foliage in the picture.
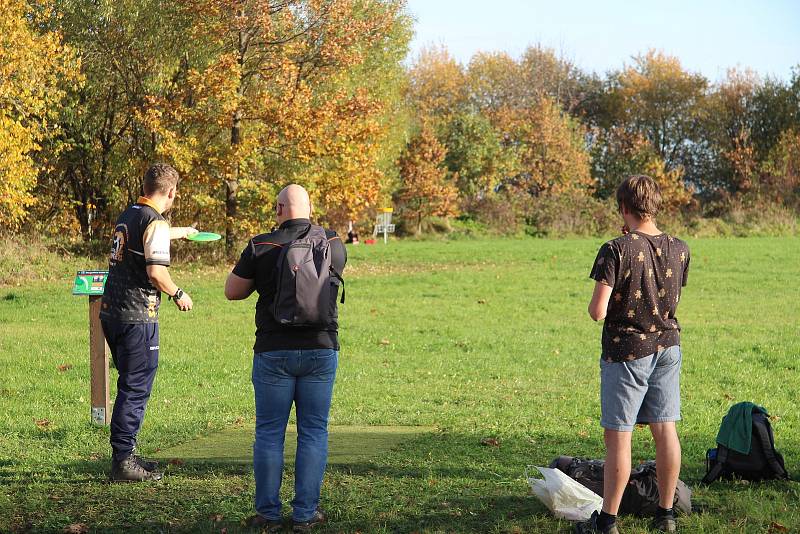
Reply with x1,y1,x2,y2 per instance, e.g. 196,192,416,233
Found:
0,0,77,228
396,121,458,233
499,96,593,195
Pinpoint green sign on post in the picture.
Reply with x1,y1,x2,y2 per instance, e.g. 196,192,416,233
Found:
73,270,111,425
72,270,108,296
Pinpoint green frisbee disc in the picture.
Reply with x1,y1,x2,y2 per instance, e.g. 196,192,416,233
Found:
186,231,222,242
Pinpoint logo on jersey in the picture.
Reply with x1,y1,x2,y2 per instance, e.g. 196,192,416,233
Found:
146,294,158,318
110,225,128,263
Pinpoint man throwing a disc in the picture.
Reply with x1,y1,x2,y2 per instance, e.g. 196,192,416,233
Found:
225,184,346,532
100,163,197,481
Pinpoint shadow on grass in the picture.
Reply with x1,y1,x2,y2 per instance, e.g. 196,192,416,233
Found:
6,428,798,533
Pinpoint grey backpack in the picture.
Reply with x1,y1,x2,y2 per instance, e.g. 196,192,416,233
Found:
272,225,344,326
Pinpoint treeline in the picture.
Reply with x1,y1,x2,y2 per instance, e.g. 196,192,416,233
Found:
399,47,800,236
2,0,799,252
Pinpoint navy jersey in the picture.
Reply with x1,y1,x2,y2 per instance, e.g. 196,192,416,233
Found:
100,197,171,323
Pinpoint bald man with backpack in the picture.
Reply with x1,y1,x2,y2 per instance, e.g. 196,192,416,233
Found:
225,184,346,532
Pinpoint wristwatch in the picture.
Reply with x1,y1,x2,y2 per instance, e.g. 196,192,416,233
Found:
171,288,184,301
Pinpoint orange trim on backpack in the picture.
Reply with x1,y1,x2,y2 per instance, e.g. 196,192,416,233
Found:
328,236,341,242
252,241,283,247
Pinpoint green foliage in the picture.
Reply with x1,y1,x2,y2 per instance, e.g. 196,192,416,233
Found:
441,112,507,201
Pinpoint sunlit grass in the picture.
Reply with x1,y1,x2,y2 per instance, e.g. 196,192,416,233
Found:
0,237,798,533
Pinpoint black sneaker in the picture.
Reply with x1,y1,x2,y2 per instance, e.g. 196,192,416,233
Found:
111,455,163,482
292,508,326,532
574,511,620,534
650,514,677,532
245,514,283,532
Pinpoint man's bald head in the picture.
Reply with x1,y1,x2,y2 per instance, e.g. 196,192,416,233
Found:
276,184,312,224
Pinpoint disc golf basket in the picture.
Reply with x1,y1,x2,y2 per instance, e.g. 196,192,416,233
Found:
372,208,395,244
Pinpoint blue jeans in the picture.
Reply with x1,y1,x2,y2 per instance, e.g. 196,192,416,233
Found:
252,349,338,522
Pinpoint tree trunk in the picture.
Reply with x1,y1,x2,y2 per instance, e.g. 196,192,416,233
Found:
225,27,246,256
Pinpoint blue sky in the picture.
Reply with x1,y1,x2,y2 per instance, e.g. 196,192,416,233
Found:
405,0,800,82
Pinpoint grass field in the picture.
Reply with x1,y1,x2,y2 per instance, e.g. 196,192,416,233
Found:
1,236,799,533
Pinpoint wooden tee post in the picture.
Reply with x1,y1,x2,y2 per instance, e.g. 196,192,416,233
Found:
88,295,111,425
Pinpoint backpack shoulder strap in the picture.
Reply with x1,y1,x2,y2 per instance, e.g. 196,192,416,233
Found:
752,416,788,479
702,446,728,484
329,263,345,303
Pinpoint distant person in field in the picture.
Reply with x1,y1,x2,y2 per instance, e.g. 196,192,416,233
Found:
225,184,346,532
576,175,690,534
100,163,198,482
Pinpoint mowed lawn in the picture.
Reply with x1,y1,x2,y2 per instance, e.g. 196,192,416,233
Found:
1,237,799,533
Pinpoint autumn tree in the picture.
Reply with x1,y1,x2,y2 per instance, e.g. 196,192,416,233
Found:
500,96,593,196
466,51,523,118
701,69,761,195
750,69,800,163
442,111,509,204
31,0,192,240
142,0,408,252
758,129,800,208
600,50,708,186
518,45,589,112
591,126,693,212
0,0,76,229
395,122,458,234
407,46,467,123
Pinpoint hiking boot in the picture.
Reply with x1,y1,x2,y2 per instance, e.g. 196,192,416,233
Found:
574,511,620,534
111,455,163,482
245,514,283,532
132,450,159,472
650,514,678,532
292,508,326,532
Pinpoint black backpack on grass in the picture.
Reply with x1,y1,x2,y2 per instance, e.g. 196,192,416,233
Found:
702,404,789,484
550,456,692,516
271,225,344,327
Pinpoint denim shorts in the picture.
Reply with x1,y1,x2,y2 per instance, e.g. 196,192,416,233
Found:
600,345,682,431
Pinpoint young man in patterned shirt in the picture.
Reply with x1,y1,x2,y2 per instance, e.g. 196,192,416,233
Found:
576,175,690,534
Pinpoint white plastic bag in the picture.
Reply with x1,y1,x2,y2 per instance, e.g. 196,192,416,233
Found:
526,466,603,521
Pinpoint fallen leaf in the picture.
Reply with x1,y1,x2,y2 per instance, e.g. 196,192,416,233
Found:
477,299,486,304
233,416,244,426
63,524,88,534
169,458,184,466
35,419,51,429
57,364,73,372
768,522,788,533
480,437,500,447
723,393,734,401
379,339,390,346
769,415,781,422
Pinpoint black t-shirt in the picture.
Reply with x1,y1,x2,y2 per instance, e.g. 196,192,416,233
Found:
233,218,347,352
100,197,171,323
590,231,690,362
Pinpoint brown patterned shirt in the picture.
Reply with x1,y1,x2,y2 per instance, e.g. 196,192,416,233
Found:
590,231,690,362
